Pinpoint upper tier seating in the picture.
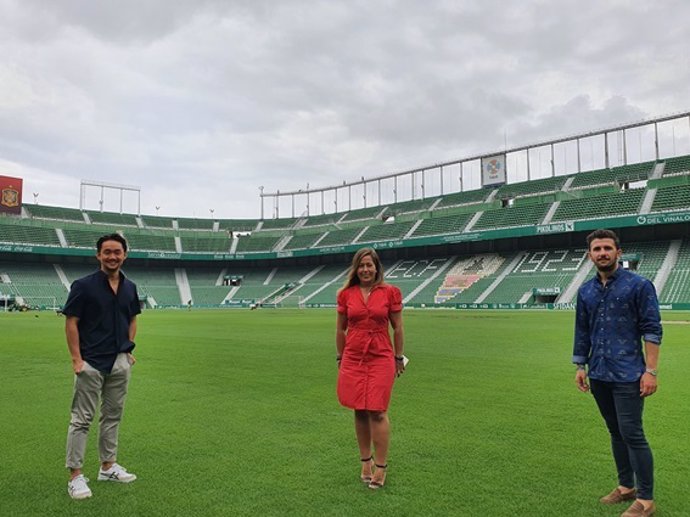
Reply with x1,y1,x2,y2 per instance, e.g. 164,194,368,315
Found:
341,205,385,222
410,213,473,237
25,205,85,222
569,161,655,189
552,188,645,222
473,203,550,230
497,175,568,198
234,235,281,253
357,221,416,242
87,211,138,226
140,215,175,229
176,217,215,230
0,219,60,246
436,189,490,208
651,185,690,213
661,154,690,176
282,233,324,250
315,227,362,247
260,217,298,230
179,232,232,253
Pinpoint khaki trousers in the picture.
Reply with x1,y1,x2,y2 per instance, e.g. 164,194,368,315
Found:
65,353,132,469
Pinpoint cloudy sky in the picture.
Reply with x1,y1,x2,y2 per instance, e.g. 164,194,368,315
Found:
1,0,689,219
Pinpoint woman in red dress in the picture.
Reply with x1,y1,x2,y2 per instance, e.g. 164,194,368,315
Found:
336,248,405,489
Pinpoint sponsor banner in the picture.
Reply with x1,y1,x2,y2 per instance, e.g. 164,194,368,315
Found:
536,221,574,234
0,175,22,214
533,287,561,295
634,211,690,226
481,154,507,187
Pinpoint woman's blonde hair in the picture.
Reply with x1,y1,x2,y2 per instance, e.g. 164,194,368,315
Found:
340,247,385,292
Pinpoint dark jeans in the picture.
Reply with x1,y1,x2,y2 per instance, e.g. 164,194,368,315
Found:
590,379,654,500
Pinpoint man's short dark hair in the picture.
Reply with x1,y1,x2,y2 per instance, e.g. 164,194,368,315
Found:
586,229,620,250
97,233,128,253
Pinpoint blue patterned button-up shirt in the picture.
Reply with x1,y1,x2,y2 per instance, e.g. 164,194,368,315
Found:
572,266,662,382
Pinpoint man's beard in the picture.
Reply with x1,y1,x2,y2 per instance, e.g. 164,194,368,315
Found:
596,260,617,273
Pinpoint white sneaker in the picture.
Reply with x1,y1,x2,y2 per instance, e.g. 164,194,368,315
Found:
98,463,137,483
68,475,92,500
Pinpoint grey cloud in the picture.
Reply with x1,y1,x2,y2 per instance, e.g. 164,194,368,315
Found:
1,0,689,217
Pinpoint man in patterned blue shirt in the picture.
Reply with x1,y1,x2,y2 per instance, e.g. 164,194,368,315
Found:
573,229,661,517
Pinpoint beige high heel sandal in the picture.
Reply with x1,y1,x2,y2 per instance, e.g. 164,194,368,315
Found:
360,456,374,483
368,463,387,489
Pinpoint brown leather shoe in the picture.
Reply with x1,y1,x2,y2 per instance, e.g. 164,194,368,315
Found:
621,501,656,516
600,487,637,504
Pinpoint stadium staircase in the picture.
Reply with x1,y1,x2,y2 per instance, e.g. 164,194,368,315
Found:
660,239,690,303
53,264,71,290
639,162,665,214
175,268,193,305
558,260,594,303
653,240,681,295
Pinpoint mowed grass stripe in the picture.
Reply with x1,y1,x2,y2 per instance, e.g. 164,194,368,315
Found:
1,309,688,516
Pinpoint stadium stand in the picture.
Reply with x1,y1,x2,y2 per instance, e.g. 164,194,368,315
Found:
282,232,324,250
356,221,416,242
569,161,654,188
662,154,690,176
436,188,491,208
25,204,85,222
625,241,669,281
410,213,473,237
179,232,232,253
427,254,508,304
0,218,61,246
63,227,119,248
0,262,68,307
3,152,690,309
140,215,176,229
125,232,177,252
480,249,588,304
551,188,645,222
341,205,386,222
177,217,215,231
302,213,341,227
123,266,181,306
472,202,551,230
260,217,299,230
388,197,437,214
87,211,138,226
660,239,690,303
316,227,363,247
235,235,282,253
218,219,259,232
186,268,232,305
496,175,568,198
651,184,690,213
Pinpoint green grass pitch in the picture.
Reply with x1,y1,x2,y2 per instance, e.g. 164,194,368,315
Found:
1,309,689,516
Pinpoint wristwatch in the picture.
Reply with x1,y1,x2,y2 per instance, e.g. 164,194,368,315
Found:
645,368,658,376
575,364,586,371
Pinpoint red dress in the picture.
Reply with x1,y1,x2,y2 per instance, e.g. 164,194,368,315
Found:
337,283,403,411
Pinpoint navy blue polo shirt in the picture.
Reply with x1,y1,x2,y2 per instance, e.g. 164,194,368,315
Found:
63,270,142,373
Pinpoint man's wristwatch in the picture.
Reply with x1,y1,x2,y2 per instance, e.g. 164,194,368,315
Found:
645,368,658,376
395,355,404,362
576,364,586,371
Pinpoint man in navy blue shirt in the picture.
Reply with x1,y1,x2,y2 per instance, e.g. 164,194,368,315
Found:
573,229,661,517
62,233,142,500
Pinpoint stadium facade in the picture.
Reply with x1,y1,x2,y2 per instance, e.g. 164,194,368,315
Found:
1,114,690,310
